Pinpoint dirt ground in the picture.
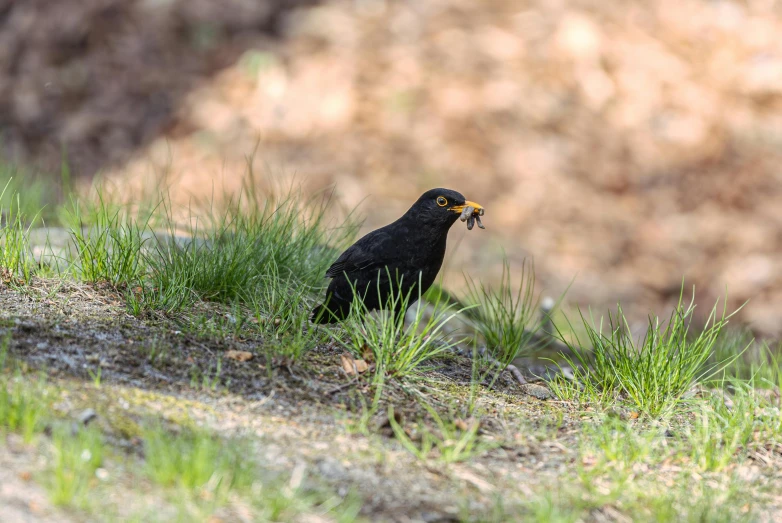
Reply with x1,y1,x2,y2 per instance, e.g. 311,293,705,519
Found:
2,272,782,521
1,279,585,521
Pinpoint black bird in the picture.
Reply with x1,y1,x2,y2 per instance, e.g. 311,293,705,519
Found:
311,188,484,323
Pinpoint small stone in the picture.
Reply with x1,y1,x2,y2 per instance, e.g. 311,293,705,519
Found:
78,408,97,426
520,383,552,400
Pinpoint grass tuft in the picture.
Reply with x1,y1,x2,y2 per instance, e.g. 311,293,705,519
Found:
335,270,472,385
247,265,328,361
462,258,557,381
550,288,745,416
65,195,150,288
0,186,40,282
142,180,357,312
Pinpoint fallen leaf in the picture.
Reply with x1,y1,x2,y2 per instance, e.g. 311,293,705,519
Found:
225,350,253,362
340,353,368,375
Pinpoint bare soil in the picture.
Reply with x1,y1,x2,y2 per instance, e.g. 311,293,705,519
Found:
0,279,582,522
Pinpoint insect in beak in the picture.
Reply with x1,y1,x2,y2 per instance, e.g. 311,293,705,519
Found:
458,205,485,230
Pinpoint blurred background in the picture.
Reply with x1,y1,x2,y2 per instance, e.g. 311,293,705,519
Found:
1,0,781,337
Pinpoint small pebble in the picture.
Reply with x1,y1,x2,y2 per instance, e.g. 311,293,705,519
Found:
520,383,552,400
78,408,97,426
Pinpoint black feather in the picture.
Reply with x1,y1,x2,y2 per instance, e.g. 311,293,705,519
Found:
311,188,472,323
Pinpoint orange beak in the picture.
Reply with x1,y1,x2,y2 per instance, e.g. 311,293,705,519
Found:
448,201,484,215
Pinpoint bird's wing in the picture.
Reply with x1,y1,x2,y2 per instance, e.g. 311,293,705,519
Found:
324,231,391,278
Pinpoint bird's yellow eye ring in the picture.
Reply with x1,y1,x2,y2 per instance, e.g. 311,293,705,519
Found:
436,196,448,207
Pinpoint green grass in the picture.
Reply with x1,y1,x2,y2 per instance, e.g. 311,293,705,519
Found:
140,336,171,366
0,343,361,520
686,376,782,472
388,403,496,463
462,258,559,383
47,425,106,507
2,164,358,323
142,424,255,493
105,177,360,365
2,169,359,364
0,335,50,442
247,265,330,361
0,373,49,443
140,179,357,312
0,186,40,282
188,358,224,391
1,342,106,509
141,422,362,520
0,166,63,223
65,195,151,288
334,270,473,387
563,411,767,521
549,289,745,417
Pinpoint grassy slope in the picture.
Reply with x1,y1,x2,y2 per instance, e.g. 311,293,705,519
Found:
1,175,781,521
2,282,781,522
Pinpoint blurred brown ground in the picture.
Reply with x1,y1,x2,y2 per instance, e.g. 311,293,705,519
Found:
2,0,782,336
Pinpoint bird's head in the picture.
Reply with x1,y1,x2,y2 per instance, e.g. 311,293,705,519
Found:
405,188,484,230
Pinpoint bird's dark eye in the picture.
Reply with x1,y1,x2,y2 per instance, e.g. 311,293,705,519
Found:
436,196,448,207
